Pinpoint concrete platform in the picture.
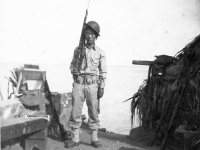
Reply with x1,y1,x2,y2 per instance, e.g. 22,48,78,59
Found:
46,124,159,150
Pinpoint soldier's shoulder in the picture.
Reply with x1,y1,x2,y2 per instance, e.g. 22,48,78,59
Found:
95,46,105,54
75,46,79,50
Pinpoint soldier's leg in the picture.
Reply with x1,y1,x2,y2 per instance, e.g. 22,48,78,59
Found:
65,83,85,148
86,83,99,130
85,83,102,147
70,83,85,129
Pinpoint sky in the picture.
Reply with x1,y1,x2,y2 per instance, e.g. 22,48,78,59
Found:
0,0,200,66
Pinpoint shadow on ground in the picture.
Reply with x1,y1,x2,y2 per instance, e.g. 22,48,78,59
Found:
118,147,139,150
81,124,153,150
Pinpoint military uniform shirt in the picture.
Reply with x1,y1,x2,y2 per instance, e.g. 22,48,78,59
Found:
70,45,107,88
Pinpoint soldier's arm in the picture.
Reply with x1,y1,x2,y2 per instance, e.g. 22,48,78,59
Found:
70,48,79,73
98,50,107,88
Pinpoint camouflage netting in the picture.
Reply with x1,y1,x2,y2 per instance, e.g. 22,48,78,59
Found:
131,34,200,146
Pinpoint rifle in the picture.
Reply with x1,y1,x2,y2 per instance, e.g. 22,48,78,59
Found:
97,98,100,114
78,0,90,70
97,82,102,114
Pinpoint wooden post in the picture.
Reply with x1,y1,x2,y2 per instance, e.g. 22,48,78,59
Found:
160,79,187,150
148,87,175,146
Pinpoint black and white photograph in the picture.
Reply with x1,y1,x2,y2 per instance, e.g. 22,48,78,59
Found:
1,0,200,149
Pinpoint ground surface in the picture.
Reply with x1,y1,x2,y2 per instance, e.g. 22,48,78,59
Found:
47,125,159,150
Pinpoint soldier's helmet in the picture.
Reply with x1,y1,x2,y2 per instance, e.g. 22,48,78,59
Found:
85,21,100,37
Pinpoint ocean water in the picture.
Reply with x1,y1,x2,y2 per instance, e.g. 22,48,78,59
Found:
0,63,149,135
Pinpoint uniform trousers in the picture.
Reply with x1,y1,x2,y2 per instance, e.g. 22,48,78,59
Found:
69,82,100,130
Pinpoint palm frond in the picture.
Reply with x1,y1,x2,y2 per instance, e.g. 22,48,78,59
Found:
130,34,200,145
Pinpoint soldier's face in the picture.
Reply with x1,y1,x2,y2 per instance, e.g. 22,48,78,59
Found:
85,29,96,44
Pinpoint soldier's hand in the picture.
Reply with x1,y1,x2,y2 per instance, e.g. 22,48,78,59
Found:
71,69,79,76
97,88,104,99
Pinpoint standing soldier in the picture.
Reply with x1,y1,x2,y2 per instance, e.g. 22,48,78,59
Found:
64,21,107,148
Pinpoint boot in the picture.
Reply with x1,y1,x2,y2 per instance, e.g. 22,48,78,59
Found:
91,129,102,148
61,131,72,142
64,128,79,148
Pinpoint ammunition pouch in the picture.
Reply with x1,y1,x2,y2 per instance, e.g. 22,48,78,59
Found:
73,75,98,85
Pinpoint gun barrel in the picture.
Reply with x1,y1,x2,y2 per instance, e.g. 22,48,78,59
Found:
132,60,154,66
79,9,88,47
